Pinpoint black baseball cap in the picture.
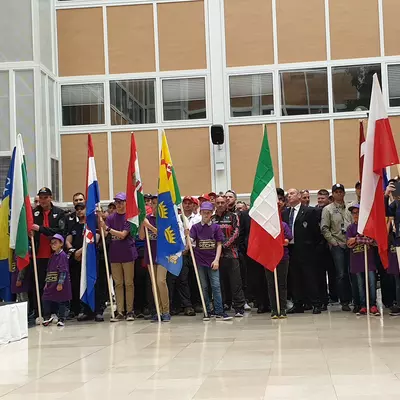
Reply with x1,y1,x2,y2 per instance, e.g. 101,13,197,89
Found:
74,202,85,210
332,183,345,192
355,181,361,189
37,187,52,196
144,193,157,199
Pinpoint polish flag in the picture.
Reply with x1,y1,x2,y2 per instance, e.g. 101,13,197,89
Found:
358,74,399,267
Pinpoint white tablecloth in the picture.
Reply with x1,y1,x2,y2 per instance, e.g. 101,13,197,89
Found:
0,302,28,345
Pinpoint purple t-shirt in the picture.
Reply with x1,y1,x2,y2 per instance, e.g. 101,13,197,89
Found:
106,212,138,263
190,222,225,267
144,215,157,266
42,251,72,302
10,261,31,294
388,244,400,275
281,221,293,262
346,223,376,274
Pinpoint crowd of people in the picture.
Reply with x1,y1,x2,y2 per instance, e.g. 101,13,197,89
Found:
2,179,400,326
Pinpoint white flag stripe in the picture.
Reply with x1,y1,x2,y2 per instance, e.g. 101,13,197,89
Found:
249,177,281,239
87,157,98,186
358,75,386,234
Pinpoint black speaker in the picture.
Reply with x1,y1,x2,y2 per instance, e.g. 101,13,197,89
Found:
211,125,224,145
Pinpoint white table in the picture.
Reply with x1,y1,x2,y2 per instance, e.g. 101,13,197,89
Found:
0,302,28,345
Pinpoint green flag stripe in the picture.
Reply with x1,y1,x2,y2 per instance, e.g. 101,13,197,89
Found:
171,167,181,206
250,126,274,208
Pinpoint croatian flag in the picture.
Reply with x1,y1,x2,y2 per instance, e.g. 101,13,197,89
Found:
80,134,100,310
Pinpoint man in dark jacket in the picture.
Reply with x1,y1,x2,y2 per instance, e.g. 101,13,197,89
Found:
31,187,65,320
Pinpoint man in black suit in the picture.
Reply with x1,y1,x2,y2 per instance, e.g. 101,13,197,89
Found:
282,188,321,314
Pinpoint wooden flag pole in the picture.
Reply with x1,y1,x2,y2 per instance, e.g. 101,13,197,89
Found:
97,207,115,320
145,227,161,322
273,268,281,316
30,236,43,325
181,214,208,318
364,245,370,316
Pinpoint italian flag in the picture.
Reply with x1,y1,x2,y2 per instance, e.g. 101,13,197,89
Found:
9,135,34,270
126,133,146,236
248,126,284,271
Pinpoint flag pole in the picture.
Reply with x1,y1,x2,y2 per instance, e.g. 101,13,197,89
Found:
181,214,208,319
364,245,370,316
30,236,43,325
145,227,161,322
97,206,115,320
273,269,280,316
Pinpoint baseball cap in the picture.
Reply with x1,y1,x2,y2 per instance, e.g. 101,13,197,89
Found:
51,233,64,244
183,196,195,203
208,192,217,198
355,181,361,189
199,193,211,201
200,201,214,211
38,187,52,196
191,197,199,206
144,193,153,199
332,183,345,192
74,202,85,210
348,204,360,212
114,192,127,201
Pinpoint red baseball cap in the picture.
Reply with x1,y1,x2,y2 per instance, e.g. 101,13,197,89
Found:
198,193,211,201
208,192,217,198
183,196,195,203
192,197,199,206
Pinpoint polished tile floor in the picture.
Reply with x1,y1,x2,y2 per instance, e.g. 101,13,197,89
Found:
1,306,400,400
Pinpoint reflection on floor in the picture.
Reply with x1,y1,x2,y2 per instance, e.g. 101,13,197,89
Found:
1,306,400,400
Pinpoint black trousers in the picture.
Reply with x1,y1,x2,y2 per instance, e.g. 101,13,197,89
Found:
374,247,396,307
265,259,289,313
316,244,337,305
289,244,320,307
134,247,149,312
167,254,192,309
220,258,245,310
245,254,269,309
187,253,202,307
69,259,81,315
95,253,108,315
239,253,249,300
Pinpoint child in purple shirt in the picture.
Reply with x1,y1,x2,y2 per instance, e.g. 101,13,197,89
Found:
346,205,379,316
189,202,232,321
42,234,72,327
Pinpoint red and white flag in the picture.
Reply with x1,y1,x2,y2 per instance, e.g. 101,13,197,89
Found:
358,74,399,267
359,121,366,183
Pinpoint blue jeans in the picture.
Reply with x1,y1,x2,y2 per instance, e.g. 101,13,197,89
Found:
198,266,223,315
43,300,70,321
330,246,352,304
356,272,376,307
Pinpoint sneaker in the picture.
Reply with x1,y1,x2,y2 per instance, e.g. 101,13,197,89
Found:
51,314,59,324
271,311,279,319
389,306,400,316
234,309,244,318
203,314,210,321
194,305,203,313
184,307,196,316
370,306,380,316
162,313,171,322
359,307,367,315
353,305,361,314
216,313,233,321
279,310,287,319
126,312,135,321
35,317,44,325
244,303,252,311
151,314,161,322
95,314,104,322
110,313,125,322
77,313,92,322
57,320,65,327
342,304,351,312
135,312,144,319
42,316,54,327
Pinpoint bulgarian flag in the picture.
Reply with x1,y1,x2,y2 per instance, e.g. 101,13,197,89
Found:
126,133,146,236
248,125,284,271
9,135,34,270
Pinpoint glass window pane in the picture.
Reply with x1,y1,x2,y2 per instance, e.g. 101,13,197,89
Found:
162,78,206,121
61,83,104,126
229,74,274,117
41,73,48,161
0,71,10,151
0,157,12,193
16,70,36,196
0,1,33,62
39,0,53,71
332,64,382,113
51,159,59,201
388,65,400,107
280,69,329,116
49,78,56,156
110,79,156,125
